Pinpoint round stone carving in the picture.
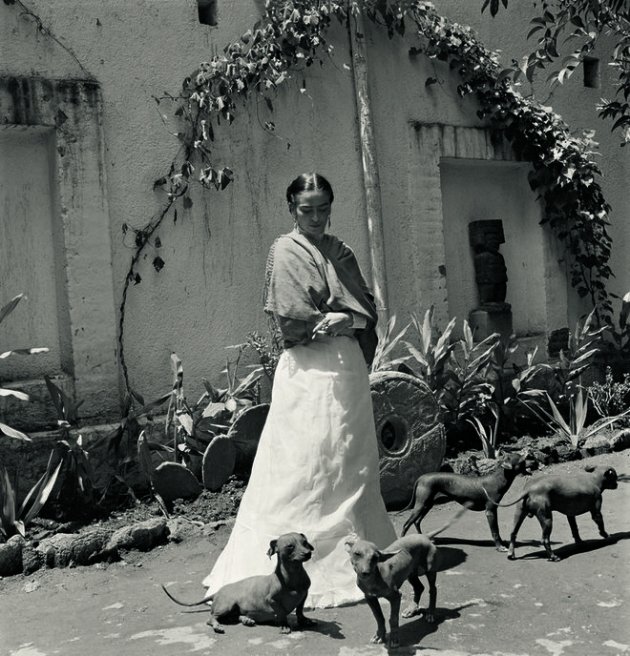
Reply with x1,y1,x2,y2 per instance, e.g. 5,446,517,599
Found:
369,371,446,507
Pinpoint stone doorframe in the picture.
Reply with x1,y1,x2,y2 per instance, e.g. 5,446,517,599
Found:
0,76,119,425
406,121,568,352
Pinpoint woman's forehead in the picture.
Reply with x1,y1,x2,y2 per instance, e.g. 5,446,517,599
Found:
294,189,331,206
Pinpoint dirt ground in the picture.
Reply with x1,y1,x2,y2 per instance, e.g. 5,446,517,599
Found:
1,451,629,656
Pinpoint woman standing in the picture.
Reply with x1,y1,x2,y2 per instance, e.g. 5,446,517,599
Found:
203,173,396,608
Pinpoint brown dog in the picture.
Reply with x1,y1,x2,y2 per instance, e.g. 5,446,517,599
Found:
488,465,618,561
162,532,315,633
401,452,534,551
345,504,469,648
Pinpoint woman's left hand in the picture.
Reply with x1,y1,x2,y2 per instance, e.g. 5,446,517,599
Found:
312,312,353,338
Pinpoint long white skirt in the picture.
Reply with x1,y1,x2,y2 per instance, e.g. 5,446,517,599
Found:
202,335,396,608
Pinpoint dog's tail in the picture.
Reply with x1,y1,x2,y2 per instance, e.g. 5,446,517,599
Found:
482,486,528,508
396,481,419,515
426,501,473,539
161,584,214,607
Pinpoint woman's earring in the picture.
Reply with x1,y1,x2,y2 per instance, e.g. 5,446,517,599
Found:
327,215,332,228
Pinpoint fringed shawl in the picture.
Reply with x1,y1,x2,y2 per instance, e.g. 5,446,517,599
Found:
264,231,378,366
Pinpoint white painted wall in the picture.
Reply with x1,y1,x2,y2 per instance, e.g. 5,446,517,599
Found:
0,0,627,420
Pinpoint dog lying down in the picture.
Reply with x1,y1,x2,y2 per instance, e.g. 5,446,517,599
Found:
162,532,316,634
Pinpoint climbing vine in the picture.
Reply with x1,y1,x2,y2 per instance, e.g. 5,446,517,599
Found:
115,0,614,391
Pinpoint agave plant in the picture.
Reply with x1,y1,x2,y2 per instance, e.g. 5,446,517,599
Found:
525,387,630,448
0,452,63,539
467,405,500,459
0,293,49,442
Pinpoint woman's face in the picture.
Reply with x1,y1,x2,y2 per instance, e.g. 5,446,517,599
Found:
291,189,332,242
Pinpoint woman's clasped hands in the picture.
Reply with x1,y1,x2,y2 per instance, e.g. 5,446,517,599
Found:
312,311,354,339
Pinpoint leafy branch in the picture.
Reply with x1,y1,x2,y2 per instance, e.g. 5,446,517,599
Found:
481,0,630,144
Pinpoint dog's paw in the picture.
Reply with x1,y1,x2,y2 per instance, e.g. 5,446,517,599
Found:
370,632,385,644
496,545,509,552
548,554,561,562
401,606,420,619
279,625,292,634
388,636,400,649
507,553,516,560
239,615,256,627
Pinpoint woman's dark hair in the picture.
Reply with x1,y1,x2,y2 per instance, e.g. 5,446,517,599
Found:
286,173,335,207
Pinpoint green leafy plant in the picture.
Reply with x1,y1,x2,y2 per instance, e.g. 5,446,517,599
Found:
525,387,630,448
164,349,263,471
43,376,96,510
370,315,410,373
0,453,63,539
481,0,630,145
0,293,49,441
243,329,283,383
467,404,499,459
402,308,500,436
587,366,630,422
544,309,604,403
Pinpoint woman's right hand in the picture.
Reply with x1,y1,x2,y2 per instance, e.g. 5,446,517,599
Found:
312,312,354,338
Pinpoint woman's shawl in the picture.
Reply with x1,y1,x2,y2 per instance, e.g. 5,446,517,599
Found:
264,231,378,366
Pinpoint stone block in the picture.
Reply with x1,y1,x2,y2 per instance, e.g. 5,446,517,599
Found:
469,306,513,341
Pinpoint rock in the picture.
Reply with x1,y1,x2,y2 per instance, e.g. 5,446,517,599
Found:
22,544,45,575
554,443,582,462
202,436,236,492
106,518,169,553
152,461,202,505
166,518,187,543
227,404,269,476
35,529,112,568
370,372,446,507
0,535,25,576
610,428,630,452
582,433,613,455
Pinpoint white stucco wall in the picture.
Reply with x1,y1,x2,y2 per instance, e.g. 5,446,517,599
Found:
1,0,627,419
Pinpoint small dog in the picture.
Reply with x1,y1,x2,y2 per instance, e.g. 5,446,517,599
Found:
162,532,315,633
486,464,618,561
401,452,534,551
345,504,469,648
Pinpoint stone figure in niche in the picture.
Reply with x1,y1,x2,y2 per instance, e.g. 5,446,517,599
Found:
468,219,512,340
469,219,508,307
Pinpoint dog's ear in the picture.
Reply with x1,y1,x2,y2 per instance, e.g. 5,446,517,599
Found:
267,539,278,559
300,533,315,551
377,549,401,562
344,538,356,553
584,464,596,473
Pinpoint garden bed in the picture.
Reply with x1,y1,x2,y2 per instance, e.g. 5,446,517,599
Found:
2,428,628,579
0,477,245,578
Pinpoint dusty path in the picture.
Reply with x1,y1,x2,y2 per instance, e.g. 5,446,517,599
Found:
1,451,629,656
